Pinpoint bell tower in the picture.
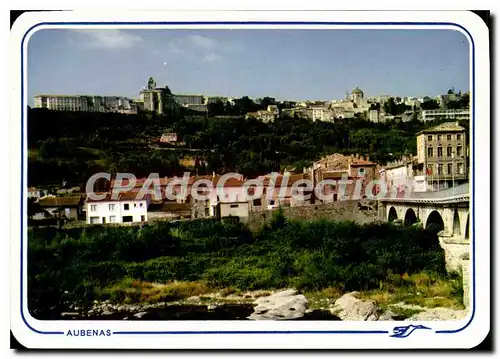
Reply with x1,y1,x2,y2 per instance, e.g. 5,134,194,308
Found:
147,77,156,90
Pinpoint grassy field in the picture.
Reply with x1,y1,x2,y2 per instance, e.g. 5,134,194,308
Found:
28,213,461,317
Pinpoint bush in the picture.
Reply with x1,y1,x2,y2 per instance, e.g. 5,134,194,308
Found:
28,219,448,315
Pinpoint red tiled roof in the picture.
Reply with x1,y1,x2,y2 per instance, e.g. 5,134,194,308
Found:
110,177,170,188
38,195,83,207
350,160,377,167
86,192,149,203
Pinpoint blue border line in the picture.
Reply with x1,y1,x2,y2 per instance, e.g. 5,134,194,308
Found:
20,20,475,336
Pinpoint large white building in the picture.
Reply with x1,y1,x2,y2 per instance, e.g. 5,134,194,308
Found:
85,193,149,225
34,94,136,113
421,109,470,122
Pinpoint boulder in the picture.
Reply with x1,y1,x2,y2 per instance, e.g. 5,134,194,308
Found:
133,311,148,319
61,312,79,318
377,309,400,321
407,307,467,321
247,289,308,320
330,292,380,321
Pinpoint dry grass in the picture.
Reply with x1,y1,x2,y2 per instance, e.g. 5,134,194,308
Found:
102,279,213,304
304,286,344,309
359,271,464,310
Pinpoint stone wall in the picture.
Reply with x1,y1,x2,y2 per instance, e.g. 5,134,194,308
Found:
246,200,379,230
438,235,470,274
462,255,470,309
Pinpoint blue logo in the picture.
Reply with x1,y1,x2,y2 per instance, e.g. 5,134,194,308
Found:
390,324,432,338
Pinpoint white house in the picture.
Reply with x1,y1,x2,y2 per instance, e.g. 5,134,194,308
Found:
86,192,149,225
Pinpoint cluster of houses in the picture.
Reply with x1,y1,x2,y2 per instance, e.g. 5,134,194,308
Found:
28,121,469,227
245,87,470,124
28,153,380,227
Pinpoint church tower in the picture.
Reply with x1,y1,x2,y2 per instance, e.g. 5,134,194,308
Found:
147,77,156,90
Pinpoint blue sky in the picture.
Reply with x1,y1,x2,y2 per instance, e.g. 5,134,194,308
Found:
28,29,469,104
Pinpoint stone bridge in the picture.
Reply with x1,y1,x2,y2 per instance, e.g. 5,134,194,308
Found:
378,183,471,307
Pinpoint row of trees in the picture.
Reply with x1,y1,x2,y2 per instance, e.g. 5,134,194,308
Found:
28,107,467,187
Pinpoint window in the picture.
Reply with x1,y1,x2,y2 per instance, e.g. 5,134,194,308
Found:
109,204,115,211
90,216,99,224
134,203,137,208
109,216,116,223
122,216,133,223
427,135,433,141
447,135,452,140
457,134,461,141
141,215,145,222
457,163,464,174
124,203,129,210
253,198,262,206
358,168,365,176
438,164,443,175
230,204,239,208
90,204,97,212
140,202,144,208
457,146,462,156
437,135,441,141
270,200,275,205
447,147,452,157
437,147,443,157
447,163,453,174
427,147,433,157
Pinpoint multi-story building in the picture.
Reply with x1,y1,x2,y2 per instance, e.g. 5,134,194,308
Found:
140,77,179,115
422,109,470,122
34,94,137,113
85,192,149,225
34,95,103,112
173,94,205,106
416,122,468,191
311,107,333,122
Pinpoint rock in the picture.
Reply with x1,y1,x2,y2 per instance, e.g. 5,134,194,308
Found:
330,292,380,321
407,307,467,321
117,306,126,312
378,309,399,321
247,289,308,320
207,304,219,311
102,310,115,316
61,312,79,318
133,311,148,319
122,317,128,320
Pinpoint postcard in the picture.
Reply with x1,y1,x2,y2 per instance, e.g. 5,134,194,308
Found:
10,9,490,349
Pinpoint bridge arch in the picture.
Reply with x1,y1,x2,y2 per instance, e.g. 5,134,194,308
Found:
425,210,445,232
404,208,418,226
388,206,398,222
453,209,461,236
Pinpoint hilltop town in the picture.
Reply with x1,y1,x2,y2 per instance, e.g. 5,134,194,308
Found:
29,78,470,227
28,78,471,323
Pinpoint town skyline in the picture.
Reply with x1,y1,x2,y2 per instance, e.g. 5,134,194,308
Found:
28,29,470,105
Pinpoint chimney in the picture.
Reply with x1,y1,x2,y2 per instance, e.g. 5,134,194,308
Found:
212,171,216,179
366,155,370,162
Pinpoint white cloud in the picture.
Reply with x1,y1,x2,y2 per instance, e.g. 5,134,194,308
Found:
72,30,143,50
188,34,218,49
202,53,218,63
164,34,242,63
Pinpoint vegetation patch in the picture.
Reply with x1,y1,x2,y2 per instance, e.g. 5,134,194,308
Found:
28,213,456,318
